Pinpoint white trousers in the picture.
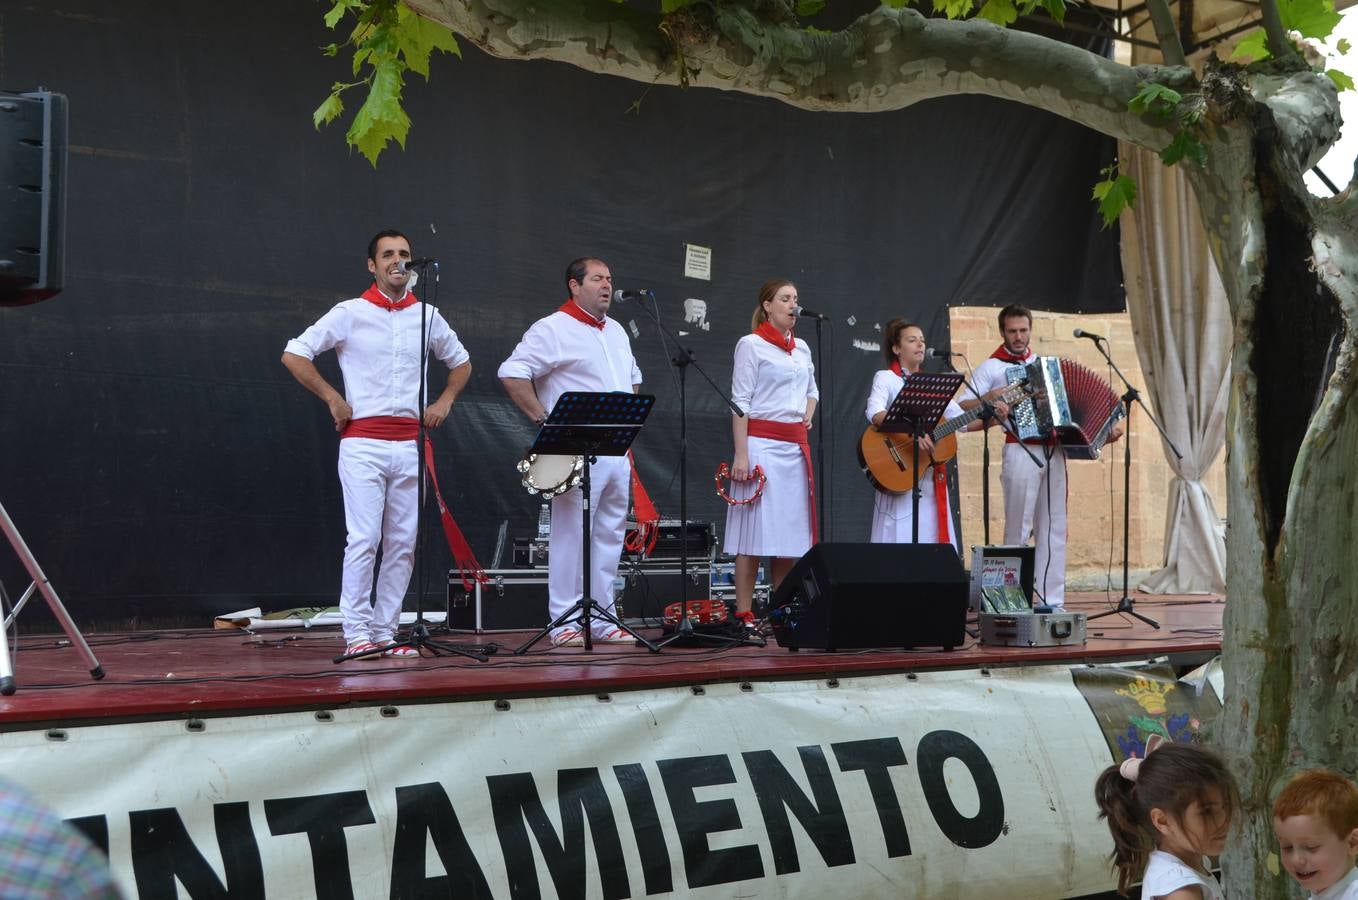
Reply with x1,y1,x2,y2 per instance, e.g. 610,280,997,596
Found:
869,475,959,551
338,438,418,644
548,455,629,625
1001,442,1068,607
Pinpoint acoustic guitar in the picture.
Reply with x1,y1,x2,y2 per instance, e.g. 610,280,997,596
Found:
857,379,1033,495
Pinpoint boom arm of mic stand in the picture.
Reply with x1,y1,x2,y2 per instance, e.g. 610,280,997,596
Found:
631,298,745,417
1087,339,1182,461
953,366,1044,470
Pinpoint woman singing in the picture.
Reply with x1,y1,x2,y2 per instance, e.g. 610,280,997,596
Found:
724,280,819,632
865,319,994,548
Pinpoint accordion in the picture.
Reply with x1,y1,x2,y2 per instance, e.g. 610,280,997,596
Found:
1004,357,1125,460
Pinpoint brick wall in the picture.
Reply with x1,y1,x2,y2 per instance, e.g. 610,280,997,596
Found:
947,306,1228,585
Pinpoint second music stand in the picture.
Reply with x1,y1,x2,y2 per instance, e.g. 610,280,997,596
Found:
515,392,660,654
878,372,965,543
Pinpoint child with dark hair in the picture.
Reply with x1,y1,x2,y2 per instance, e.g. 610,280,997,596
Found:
1273,768,1358,898
1094,737,1238,899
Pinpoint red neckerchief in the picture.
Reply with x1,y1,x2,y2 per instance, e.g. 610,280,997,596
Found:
558,299,606,330
889,360,904,377
754,322,795,354
360,283,418,311
989,344,1030,364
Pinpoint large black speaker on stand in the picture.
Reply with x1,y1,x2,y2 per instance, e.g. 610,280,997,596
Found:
1,89,67,307
769,543,968,651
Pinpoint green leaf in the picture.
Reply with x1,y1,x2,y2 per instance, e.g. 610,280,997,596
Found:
1327,68,1355,90
347,56,411,166
394,4,460,79
976,0,1018,25
661,0,700,11
1091,173,1137,228
313,92,345,130
796,0,827,16
1159,130,1207,166
1230,29,1271,63
324,0,355,29
1338,38,1351,55
1279,0,1341,41
1041,0,1066,25
933,0,976,18
1128,82,1183,118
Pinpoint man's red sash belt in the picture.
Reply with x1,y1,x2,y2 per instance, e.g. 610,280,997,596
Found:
341,415,487,590
747,418,818,544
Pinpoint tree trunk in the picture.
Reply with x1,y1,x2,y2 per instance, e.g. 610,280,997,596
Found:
398,4,1358,889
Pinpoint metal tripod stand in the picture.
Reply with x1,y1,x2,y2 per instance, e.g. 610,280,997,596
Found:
0,499,104,695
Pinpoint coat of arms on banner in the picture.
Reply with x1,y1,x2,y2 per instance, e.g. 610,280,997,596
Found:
1071,661,1223,763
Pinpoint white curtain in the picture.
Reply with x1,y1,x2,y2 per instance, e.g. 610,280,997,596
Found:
1119,143,1231,593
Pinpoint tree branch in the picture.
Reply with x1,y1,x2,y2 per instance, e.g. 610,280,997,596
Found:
406,0,1192,150
1142,0,1186,67
1258,0,1300,65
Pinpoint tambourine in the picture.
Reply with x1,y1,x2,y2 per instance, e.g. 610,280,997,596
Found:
715,462,766,506
517,452,583,498
663,599,730,627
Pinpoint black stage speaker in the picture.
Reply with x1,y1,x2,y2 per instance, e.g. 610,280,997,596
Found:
0,90,67,307
770,543,968,651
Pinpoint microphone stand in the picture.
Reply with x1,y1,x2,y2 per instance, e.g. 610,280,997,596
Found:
812,316,828,540
626,292,764,650
1082,337,1181,630
337,260,489,663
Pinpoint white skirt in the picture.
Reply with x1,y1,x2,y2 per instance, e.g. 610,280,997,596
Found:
723,436,814,558
869,472,959,550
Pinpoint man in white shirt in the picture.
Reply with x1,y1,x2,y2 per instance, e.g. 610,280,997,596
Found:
282,229,472,658
498,258,642,647
964,304,1070,607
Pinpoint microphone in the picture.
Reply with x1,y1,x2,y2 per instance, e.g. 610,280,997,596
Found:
1073,327,1105,342
927,348,962,359
396,258,437,273
612,289,653,303
791,306,830,320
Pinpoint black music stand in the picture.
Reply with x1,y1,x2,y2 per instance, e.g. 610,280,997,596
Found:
879,373,964,543
515,392,660,654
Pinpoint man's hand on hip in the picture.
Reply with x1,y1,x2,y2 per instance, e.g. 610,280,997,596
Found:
328,398,353,432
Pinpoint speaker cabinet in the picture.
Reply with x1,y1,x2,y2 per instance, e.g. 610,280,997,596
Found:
1,90,67,306
770,543,968,651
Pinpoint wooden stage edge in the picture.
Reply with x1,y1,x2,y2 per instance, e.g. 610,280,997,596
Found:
0,592,1223,730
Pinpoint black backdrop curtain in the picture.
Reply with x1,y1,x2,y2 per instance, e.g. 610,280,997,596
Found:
0,1,1122,626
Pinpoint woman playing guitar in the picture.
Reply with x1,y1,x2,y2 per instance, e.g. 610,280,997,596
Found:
862,320,1007,548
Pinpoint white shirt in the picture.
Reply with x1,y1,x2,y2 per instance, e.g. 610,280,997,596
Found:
731,333,818,422
1314,866,1358,899
1140,851,1225,900
865,368,964,425
285,297,469,420
972,347,1035,398
497,309,642,411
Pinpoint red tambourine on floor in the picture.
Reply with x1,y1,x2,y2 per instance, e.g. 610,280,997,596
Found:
715,462,766,505
662,599,729,627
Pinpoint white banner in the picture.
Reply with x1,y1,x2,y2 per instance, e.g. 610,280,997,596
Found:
0,661,1222,898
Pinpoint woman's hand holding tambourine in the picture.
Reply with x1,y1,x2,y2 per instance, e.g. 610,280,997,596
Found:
716,461,766,506
730,452,751,481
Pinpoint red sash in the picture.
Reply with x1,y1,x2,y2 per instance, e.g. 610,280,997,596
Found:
748,418,818,544
341,416,487,590
341,415,419,441
624,450,661,556
754,322,795,354
360,284,418,312
889,360,904,377
558,300,606,329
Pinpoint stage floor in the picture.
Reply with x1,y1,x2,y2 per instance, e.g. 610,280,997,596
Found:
0,591,1223,729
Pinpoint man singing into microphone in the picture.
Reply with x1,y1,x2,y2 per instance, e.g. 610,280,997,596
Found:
497,257,641,647
281,229,472,658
